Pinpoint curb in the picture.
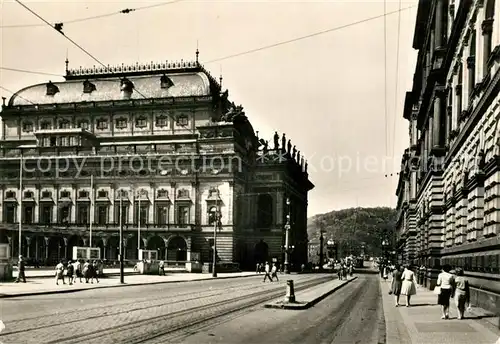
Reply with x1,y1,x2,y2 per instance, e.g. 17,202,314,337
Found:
0,273,259,299
264,276,358,310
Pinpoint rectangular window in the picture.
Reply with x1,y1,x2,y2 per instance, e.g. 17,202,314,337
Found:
176,115,188,126
156,205,169,225
176,205,189,227
98,190,108,198
5,205,16,223
41,205,52,224
22,122,34,133
40,137,50,147
59,206,70,223
97,205,108,225
60,191,70,198
59,120,70,129
135,117,147,128
78,120,89,130
116,118,128,129
135,205,149,224
77,204,89,224
23,206,33,224
96,119,108,130
156,115,168,127
40,121,51,130
115,204,129,224
50,137,57,147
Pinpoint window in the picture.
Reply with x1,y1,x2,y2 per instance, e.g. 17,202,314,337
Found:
483,0,495,71
156,115,168,128
22,122,34,133
176,205,189,227
257,194,273,229
176,115,188,126
6,191,15,199
97,190,107,198
78,120,90,130
96,119,108,130
97,205,107,225
5,205,16,223
135,116,147,128
46,82,59,96
60,191,70,198
177,189,189,198
208,206,218,225
41,191,52,198
50,137,57,147
41,205,52,224
83,80,96,94
468,31,476,97
157,189,168,198
160,75,174,89
23,206,33,224
23,191,33,199
59,120,70,129
77,204,89,224
135,205,149,224
59,137,70,146
156,205,169,225
59,206,70,223
115,204,129,224
41,137,50,147
78,190,89,198
115,117,128,129
40,121,51,130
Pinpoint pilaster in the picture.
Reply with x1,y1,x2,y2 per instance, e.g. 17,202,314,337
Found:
467,174,485,241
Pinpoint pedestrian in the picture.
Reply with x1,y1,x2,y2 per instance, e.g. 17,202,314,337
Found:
66,260,74,285
436,264,455,319
400,265,417,307
15,255,26,283
271,263,279,282
159,260,165,276
262,262,272,282
92,260,100,283
74,259,82,283
55,260,66,285
390,265,403,307
83,260,91,283
453,268,470,320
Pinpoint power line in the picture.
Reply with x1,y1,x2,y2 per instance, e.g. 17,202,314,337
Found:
0,66,62,77
0,0,185,28
205,5,415,64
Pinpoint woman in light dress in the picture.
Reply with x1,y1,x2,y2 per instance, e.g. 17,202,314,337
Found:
453,268,470,320
400,265,417,307
390,265,404,307
436,264,455,319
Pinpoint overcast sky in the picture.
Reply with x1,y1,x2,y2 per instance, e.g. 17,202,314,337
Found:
0,0,419,217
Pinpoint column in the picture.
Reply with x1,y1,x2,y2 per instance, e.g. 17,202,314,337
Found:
34,186,40,223
70,185,77,223
109,185,115,224
44,237,49,259
149,183,155,225
63,237,68,259
26,237,31,258
102,238,107,259
435,0,444,48
432,94,442,149
169,182,176,224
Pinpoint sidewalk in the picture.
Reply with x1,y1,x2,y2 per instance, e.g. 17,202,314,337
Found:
380,278,500,344
12,267,138,278
0,272,258,298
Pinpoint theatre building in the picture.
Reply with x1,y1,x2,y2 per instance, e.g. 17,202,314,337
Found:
395,0,500,313
0,58,314,271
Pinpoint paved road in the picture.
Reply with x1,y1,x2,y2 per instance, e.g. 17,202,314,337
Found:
164,274,382,344
0,274,334,344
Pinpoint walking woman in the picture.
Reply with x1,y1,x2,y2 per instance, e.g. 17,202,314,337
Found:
400,265,417,307
436,264,455,319
453,268,470,320
390,265,404,307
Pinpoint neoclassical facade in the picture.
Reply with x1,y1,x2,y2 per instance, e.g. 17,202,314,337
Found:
396,0,500,312
0,58,313,270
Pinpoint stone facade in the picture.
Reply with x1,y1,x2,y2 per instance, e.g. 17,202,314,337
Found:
396,0,500,313
0,60,314,271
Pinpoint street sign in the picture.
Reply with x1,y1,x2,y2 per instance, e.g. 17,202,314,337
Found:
73,247,100,261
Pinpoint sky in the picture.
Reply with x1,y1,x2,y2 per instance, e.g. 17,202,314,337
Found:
0,0,419,217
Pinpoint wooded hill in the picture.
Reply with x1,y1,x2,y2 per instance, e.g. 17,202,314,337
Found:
307,207,397,258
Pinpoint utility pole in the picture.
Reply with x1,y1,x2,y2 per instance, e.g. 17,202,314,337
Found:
284,197,291,274
212,198,219,278
119,190,124,284
18,156,23,257
319,229,324,271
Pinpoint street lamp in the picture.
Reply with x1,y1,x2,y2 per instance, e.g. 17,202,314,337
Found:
212,198,221,278
319,229,325,271
137,189,147,259
284,197,291,274
327,239,336,261
382,239,389,265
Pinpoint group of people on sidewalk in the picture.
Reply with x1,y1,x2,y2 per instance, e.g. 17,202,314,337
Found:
55,260,101,285
261,262,279,282
386,264,471,320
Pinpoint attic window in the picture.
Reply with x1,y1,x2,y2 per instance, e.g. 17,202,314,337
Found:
135,116,147,128
6,191,16,198
176,115,188,126
83,80,96,93
160,75,174,89
46,81,59,96
40,121,51,130
22,121,34,133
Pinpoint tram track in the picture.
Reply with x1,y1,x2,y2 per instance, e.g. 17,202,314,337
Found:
0,277,273,336
45,277,332,344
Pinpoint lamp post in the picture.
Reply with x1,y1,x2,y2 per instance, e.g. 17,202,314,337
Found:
212,198,220,278
137,189,146,259
284,198,291,274
382,238,389,266
327,239,336,262
319,230,325,271
119,190,125,284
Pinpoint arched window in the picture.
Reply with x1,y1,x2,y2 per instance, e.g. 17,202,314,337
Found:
483,0,495,71
257,194,273,228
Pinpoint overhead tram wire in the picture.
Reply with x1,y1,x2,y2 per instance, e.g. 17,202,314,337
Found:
1,0,186,28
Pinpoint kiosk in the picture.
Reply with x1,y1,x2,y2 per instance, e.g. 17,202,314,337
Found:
136,249,159,274
72,247,103,275
0,243,12,281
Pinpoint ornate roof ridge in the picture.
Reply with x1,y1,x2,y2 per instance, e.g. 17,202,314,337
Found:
66,59,201,79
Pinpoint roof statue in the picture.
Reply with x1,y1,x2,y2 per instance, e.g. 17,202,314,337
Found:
305,161,308,173
281,133,286,152
287,139,292,155
297,151,300,163
273,132,279,150
220,102,245,122
263,140,269,155
301,156,305,170
292,146,297,159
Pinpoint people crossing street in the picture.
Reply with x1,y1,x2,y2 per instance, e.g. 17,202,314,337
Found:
271,263,279,282
262,262,273,282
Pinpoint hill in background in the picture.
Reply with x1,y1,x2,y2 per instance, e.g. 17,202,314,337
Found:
307,207,397,259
